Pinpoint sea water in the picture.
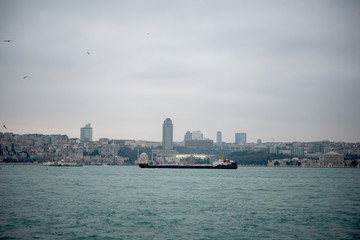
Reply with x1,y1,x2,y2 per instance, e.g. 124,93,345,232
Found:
0,165,359,239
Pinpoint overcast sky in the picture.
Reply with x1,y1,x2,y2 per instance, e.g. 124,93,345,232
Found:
1,0,359,143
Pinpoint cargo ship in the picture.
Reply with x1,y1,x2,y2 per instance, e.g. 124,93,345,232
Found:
139,159,237,169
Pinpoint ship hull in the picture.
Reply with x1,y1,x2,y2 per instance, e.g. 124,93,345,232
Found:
48,164,83,167
139,163,237,169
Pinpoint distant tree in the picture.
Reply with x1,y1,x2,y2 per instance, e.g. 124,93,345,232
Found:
269,153,290,160
345,153,360,160
117,147,138,165
226,150,269,165
173,146,188,154
350,160,359,167
91,149,100,156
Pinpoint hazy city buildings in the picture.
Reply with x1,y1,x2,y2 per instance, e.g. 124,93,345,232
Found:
235,133,247,144
1,119,359,167
80,123,93,142
293,143,305,157
268,152,345,168
313,142,331,154
185,139,214,148
192,130,203,140
184,131,192,141
162,118,173,150
0,131,359,167
270,145,279,154
183,130,213,149
217,131,222,144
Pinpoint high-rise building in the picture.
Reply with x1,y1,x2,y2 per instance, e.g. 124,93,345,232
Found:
217,131,222,144
270,145,279,154
80,123,93,142
192,130,203,140
184,131,192,141
235,133,246,144
162,118,173,150
293,144,305,157
312,141,331,154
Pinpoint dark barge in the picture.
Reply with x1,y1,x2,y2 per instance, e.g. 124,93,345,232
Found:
139,159,237,169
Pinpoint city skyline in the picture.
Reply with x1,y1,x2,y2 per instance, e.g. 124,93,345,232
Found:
2,122,360,144
1,1,359,143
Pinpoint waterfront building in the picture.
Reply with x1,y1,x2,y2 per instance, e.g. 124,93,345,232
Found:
268,158,319,167
162,118,173,150
235,133,247,144
217,131,222,144
319,152,344,167
80,123,93,142
269,152,345,168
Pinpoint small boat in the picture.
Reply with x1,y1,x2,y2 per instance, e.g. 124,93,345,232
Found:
139,159,237,169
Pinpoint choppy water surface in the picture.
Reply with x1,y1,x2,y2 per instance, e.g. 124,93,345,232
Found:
0,165,359,239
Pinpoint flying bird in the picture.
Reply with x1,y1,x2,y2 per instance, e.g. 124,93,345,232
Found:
23,76,28,79
3,124,7,129
3,40,12,42
87,51,90,55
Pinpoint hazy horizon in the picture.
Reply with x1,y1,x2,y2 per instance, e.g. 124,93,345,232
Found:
1,0,359,143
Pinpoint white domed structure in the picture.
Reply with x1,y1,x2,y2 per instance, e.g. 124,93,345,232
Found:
138,153,149,163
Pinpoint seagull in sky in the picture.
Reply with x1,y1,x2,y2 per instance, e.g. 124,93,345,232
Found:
3,40,12,42
3,124,7,129
87,51,90,55
23,76,28,79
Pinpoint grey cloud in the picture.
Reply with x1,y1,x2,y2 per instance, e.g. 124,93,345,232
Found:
1,0,359,142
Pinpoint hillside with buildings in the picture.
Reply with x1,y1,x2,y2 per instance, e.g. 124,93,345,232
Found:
1,130,359,167
1,120,359,167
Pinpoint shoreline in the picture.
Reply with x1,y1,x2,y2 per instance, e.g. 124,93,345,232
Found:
0,162,42,165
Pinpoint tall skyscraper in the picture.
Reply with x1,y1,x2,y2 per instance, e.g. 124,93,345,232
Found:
162,118,173,150
80,123,93,142
235,133,247,144
217,131,222,144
